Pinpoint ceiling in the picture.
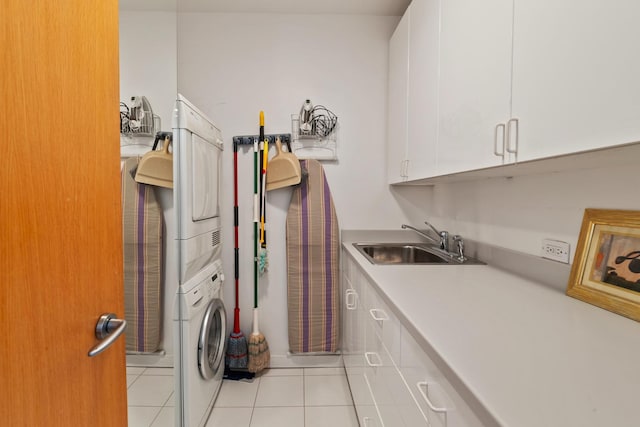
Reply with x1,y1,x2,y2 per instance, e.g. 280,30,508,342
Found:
119,0,411,16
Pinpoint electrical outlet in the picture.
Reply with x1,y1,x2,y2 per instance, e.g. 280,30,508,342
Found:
541,239,570,263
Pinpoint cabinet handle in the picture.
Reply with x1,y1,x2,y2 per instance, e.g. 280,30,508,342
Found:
416,381,448,414
403,159,409,179
362,417,375,427
364,351,383,367
493,123,505,158
369,308,389,322
345,289,357,310
506,118,519,156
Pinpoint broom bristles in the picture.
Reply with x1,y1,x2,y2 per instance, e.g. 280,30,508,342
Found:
226,330,248,369
247,332,270,373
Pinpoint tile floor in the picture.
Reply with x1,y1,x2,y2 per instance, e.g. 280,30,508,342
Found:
126,367,358,427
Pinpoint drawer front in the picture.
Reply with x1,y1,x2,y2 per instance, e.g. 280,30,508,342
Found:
365,323,428,427
365,281,402,362
399,327,483,427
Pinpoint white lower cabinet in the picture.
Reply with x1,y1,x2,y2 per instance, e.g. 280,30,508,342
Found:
343,251,485,426
364,305,426,427
400,327,483,427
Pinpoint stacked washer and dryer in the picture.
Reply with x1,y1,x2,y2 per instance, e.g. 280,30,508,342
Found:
172,94,227,427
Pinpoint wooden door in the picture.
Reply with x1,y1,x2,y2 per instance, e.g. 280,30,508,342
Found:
0,1,127,426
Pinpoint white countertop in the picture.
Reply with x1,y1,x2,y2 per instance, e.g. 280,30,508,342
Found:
342,234,640,427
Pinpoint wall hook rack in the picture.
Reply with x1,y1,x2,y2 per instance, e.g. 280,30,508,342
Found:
232,133,292,151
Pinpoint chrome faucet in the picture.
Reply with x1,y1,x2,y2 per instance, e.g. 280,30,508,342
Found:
401,221,449,252
424,220,449,252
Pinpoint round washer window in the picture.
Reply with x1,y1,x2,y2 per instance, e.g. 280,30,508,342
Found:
198,299,226,380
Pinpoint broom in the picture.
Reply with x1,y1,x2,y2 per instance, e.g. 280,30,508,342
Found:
248,137,270,373
226,139,248,369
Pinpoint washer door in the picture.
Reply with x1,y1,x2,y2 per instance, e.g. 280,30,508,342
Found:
198,298,227,380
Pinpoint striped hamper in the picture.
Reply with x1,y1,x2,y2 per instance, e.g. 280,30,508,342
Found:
286,159,340,353
121,157,163,353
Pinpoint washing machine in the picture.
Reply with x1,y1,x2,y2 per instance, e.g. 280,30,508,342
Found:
174,260,227,427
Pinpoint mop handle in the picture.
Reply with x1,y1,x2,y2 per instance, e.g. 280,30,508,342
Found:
253,140,259,309
233,140,239,310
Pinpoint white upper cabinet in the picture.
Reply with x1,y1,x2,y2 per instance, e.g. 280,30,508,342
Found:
512,1,640,162
387,0,640,182
436,0,514,175
387,8,410,184
406,0,440,180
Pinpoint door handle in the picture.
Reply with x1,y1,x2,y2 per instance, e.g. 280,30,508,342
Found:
88,313,127,357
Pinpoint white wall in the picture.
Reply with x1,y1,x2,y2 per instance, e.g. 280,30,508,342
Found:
177,12,411,365
119,11,177,132
395,159,640,266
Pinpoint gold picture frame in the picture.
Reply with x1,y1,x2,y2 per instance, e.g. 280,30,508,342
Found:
567,209,640,322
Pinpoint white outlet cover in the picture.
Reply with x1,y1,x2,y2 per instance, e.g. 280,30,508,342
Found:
542,239,570,264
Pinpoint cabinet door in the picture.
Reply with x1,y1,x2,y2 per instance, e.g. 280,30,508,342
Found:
436,0,514,175
512,1,640,161
406,0,440,180
387,8,410,184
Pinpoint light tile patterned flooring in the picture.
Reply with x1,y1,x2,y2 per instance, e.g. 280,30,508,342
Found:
126,367,358,427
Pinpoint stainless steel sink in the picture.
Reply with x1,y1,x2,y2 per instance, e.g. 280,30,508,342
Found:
353,243,484,265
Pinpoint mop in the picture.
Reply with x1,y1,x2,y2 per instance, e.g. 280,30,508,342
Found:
225,139,248,369
248,137,270,373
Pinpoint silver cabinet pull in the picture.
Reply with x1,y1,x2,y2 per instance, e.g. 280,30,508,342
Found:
494,123,505,157
506,118,519,154
364,352,383,367
369,308,389,322
88,313,127,357
416,381,448,413
345,289,358,310
362,417,377,427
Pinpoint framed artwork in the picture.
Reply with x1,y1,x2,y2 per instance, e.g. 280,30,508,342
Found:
567,209,640,322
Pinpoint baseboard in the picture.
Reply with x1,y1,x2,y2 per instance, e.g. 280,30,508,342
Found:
126,351,173,368
268,353,344,368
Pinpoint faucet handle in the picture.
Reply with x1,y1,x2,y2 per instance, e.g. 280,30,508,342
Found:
424,220,441,235
453,235,465,261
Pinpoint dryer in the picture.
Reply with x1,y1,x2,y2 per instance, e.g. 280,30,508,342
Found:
173,94,224,284
174,260,226,427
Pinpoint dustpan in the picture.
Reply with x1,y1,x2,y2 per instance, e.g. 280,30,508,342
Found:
266,136,301,191
135,136,173,188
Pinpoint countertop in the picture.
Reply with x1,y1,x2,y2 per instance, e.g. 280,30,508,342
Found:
342,231,640,427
